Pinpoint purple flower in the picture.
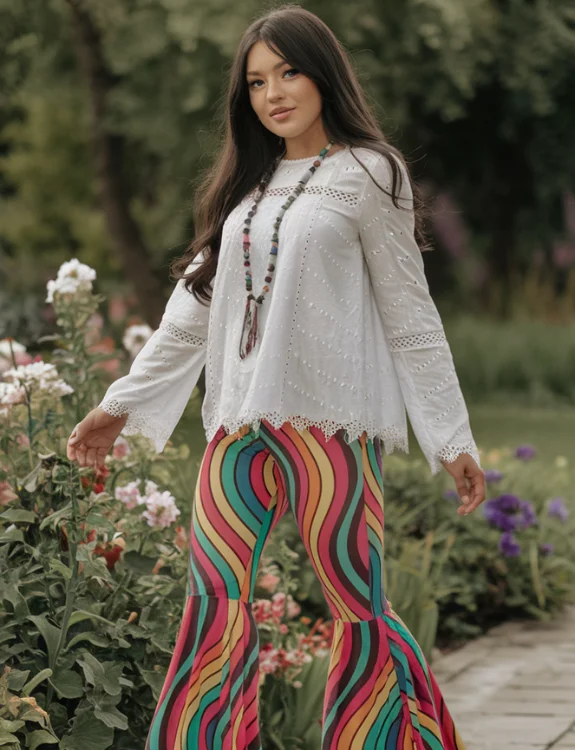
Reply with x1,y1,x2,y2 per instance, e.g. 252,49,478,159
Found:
484,469,504,483
539,543,554,556
519,500,537,529
514,444,536,461
483,494,538,532
547,497,569,523
497,494,521,513
483,502,518,532
499,531,521,557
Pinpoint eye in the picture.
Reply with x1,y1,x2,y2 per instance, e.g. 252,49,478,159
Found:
248,68,300,89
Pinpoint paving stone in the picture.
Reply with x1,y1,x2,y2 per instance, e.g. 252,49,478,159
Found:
434,606,575,750
456,715,572,744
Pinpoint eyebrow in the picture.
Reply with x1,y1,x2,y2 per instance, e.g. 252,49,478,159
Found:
246,60,289,77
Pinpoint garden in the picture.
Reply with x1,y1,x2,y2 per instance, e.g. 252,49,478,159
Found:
2,0,575,747
1,260,574,749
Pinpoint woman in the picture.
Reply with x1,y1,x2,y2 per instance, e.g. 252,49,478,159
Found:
67,5,485,748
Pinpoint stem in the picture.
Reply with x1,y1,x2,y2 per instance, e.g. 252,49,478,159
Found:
46,468,81,706
107,569,132,619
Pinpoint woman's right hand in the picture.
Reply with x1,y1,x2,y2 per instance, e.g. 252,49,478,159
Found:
66,407,129,469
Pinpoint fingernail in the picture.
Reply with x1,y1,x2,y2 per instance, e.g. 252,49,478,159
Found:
462,495,470,504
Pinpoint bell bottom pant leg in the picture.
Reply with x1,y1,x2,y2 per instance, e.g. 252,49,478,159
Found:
145,419,466,750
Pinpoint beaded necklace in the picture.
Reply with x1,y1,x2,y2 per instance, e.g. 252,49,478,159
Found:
238,139,336,360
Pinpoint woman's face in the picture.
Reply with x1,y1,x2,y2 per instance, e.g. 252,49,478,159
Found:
246,41,322,138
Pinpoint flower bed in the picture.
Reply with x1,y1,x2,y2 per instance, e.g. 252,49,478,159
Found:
1,259,574,749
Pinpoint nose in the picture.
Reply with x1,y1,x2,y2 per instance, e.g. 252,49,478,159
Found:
266,79,284,102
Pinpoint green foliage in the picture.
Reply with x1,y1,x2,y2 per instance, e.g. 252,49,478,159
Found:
0,264,334,748
445,313,575,406
2,0,574,329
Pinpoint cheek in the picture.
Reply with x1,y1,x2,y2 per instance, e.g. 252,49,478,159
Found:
295,79,322,112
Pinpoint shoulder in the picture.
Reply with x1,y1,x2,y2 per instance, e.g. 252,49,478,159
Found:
346,146,412,204
349,146,408,182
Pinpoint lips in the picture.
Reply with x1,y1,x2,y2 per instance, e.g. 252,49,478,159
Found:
270,108,295,120
270,107,294,116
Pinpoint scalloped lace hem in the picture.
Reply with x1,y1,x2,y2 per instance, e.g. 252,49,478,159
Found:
204,411,410,456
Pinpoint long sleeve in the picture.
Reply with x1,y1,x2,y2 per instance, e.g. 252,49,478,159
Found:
358,151,481,475
98,252,211,452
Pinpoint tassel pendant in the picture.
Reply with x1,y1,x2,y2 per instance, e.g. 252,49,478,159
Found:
239,295,259,360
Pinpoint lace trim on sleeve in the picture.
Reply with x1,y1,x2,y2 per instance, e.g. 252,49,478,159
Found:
159,319,207,347
388,330,446,352
98,397,177,453
432,421,482,475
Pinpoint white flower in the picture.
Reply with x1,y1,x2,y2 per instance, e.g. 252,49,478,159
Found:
141,488,181,529
0,338,26,358
144,479,160,495
114,481,144,510
122,324,154,357
0,381,26,406
46,258,97,303
2,361,73,400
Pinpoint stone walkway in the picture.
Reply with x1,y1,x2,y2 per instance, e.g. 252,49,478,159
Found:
433,606,575,749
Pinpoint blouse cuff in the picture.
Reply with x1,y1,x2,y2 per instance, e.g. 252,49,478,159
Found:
97,397,177,454
432,420,482,476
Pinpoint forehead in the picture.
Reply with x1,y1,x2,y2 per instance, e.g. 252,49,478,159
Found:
246,41,288,75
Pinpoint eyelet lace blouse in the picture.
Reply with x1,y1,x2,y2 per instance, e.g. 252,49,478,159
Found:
98,146,481,475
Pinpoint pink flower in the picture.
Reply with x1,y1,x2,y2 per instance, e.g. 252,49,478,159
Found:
114,481,143,510
0,481,18,506
252,599,274,624
141,489,181,529
108,296,128,323
287,598,301,619
258,573,280,592
111,436,131,459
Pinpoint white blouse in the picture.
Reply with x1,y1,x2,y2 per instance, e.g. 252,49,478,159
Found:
98,145,481,475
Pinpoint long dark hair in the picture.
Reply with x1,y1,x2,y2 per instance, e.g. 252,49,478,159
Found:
171,3,431,305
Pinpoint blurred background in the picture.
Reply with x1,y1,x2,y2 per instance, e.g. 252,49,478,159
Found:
1,0,575,462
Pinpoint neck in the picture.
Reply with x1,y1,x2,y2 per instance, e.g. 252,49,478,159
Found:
281,129,337,160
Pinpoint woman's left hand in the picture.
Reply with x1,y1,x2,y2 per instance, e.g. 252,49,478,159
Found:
440,454,485,516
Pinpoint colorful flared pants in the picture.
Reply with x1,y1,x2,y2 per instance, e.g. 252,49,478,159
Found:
145,419,465,750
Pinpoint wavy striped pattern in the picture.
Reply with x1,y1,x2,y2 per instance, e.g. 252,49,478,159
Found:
145,419,465,750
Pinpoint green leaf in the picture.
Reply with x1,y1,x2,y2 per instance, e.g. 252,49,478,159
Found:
67,611,116,629
27,615,61,664
87,695,128,731
123,551,156,575
63,632,109,653
76,653,123,696
26,729,59,750
39,503,72,531
75,546,111,581
138,667,166,702
48,669,84,699
22,668,53,696
0,509,36,524
58,711,113,750
0,720,24,734
0,527,24,544
21,462,42,493
83,512,115,535
6,668,30,692
1,585,29,618
0,728,20,746
48,559,72,582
